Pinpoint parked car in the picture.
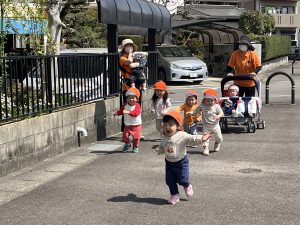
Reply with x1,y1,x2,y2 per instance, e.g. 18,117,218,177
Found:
23,49,109,98
157,45,208,83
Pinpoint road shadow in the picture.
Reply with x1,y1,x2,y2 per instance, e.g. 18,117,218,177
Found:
223,126,247,134
107,193,168,205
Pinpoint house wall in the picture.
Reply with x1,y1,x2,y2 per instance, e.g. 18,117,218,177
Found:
0,89,154,177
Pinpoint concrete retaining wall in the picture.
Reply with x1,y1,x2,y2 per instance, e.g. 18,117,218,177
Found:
0,89,155,177
261,56,289,72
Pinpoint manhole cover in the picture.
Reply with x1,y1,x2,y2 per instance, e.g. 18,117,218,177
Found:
238,168,262,174
88,144,122,152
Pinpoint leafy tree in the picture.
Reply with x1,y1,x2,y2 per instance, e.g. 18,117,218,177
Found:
239,10,275,35
185,38,204,60
61,7,107,48
1,0,48,55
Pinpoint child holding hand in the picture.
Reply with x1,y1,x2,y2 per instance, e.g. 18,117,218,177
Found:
151,81,171,135
191,89,224,156
113,87,142,153
157,111,211,205
176,90,202,135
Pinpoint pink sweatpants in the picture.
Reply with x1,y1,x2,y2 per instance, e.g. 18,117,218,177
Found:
122,124,142,147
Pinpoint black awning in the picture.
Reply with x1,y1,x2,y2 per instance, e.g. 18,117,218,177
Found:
98,0,171,30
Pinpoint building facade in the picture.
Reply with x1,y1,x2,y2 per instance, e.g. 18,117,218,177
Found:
244,0,300,47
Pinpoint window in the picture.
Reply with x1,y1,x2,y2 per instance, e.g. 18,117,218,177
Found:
16,35,26,48
158,46,193,57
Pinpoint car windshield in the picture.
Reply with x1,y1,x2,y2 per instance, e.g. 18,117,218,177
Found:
158,47,193,57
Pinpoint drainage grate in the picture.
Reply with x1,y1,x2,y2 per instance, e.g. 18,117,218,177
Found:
88,144,123,152
238,168,262,174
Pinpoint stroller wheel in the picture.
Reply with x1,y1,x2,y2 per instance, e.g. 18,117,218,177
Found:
220,119,228,133
246,122,251,133
257,119,266,129
247,122,256,133
251,122,256,133
261,120,266,129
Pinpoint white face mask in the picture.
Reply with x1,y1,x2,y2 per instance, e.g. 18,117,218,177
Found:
239,44,248,52
124,46,133,53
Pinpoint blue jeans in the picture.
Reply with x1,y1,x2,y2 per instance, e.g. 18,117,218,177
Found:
184,122,198,135
165,155,190,195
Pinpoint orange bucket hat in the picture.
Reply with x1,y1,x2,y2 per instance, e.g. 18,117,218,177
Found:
164,111,183,126
154,81,167,91
125,87,140,99
185,90,198,99
203,89,218,99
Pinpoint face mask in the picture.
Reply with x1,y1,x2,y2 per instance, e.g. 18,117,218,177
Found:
239,44,248,52
124,46,133,53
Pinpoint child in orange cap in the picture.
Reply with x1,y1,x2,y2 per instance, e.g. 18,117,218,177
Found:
176,90,202,135
157,111,211,204
190,89,224,156
151,81,171,136
113,87,142,153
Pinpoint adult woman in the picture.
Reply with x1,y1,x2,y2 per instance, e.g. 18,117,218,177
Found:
226,35,262,97
119,39,140,97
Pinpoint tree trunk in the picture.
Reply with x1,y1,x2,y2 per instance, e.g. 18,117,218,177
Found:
46,0,67,55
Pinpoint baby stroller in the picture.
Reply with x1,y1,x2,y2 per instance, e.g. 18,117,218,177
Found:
219,75,266,133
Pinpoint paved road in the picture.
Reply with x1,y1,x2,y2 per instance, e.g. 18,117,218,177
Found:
0,62,299,225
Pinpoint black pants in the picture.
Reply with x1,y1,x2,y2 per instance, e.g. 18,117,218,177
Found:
237,85,256,97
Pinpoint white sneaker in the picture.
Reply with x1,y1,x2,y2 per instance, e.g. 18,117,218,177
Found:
203,146,209,156
214,143,220,152
168,194,180,204
184,184,193,197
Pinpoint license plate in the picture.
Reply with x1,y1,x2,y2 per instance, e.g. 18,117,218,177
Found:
189,73,198,78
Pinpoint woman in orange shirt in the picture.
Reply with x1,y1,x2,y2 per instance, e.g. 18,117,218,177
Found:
226,35,262,97
119,39,140,98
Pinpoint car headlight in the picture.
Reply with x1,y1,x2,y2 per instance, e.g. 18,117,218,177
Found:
170,63,182,69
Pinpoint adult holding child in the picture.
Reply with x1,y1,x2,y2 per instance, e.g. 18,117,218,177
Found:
226,34,262,97
119,39,140,98
119,39,147,138
119,38,147,100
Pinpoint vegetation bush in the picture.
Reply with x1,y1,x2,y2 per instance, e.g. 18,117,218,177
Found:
250,34,291,62
239,10,275,35
62,7,107,48
185,38,204,60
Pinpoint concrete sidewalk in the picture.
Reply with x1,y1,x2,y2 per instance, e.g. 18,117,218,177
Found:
0,60,298,206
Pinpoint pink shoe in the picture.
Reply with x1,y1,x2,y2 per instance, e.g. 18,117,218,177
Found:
168,194,180,204
184,184,193,197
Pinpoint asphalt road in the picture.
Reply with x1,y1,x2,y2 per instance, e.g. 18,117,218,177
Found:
0,62,299,225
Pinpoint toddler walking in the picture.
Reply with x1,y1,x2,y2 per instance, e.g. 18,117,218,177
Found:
113,87,142,153
191,89,224,156
176,90,202,135
157,111,211,204
151,81,171,135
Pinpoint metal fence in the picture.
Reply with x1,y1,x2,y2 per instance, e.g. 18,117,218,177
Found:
0,52,158,124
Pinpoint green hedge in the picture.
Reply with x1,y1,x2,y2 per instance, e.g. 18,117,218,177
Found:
118,35,143,51
250,35,291,62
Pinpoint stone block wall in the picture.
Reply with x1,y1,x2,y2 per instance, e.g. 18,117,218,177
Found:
0,88,155,177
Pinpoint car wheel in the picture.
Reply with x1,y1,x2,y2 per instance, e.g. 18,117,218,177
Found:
158,69,167,82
